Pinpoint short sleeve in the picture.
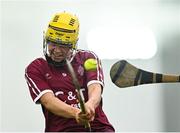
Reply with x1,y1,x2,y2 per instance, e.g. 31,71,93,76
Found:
25,62,53,104
83,51,104,88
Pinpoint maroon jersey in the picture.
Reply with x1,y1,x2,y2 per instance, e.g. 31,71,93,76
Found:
25,50,115,132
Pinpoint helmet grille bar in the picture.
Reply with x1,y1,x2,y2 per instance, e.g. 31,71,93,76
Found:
49,25,75,33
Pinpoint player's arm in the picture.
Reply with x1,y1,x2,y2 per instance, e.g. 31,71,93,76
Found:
76,83,102,124
85,83,102,121
25,62,81,120
40,92,80,119
87,83,102,109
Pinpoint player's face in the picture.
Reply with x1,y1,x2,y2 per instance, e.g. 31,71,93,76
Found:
48,42,71,62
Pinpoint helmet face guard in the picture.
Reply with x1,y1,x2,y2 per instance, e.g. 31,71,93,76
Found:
43,12,79,67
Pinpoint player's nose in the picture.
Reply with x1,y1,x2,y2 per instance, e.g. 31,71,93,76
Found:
54,46,63,53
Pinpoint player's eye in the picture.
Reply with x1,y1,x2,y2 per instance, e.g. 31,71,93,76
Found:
47,41,57,47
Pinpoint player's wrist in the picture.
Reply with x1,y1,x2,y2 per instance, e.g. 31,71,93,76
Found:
73,107,81,119
87,98,99,109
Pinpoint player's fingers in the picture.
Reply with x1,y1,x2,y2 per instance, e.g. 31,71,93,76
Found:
76,116,89,125
75,111,89,124
85,108,95,121
76,108,95,123
79,113,94,122
85,102,95,115
79,112,91,120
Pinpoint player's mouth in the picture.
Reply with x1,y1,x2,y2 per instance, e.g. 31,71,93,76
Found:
52,54,65,62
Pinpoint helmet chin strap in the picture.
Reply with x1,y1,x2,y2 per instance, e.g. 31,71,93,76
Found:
45,54,66,68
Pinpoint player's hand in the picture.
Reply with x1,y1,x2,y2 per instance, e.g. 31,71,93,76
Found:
84,101,95,121
75,103,95,124
75,111,89,125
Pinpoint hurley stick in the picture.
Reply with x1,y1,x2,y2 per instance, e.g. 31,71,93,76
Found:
110,60,180,88
66,59,91,131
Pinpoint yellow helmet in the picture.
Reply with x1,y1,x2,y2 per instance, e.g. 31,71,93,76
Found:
45,12,79,49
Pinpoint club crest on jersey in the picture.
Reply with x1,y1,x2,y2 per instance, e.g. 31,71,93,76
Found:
45,73,52,79
62,72,67,77
78,65,84,76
